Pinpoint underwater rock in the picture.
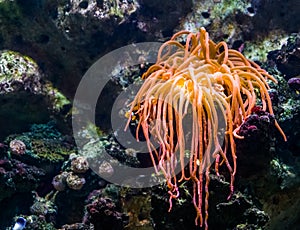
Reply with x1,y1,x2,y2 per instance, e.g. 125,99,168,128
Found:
0,50,71,139
58,223,91,230
0,50,47,138
0,50,41,94
30,192,57,222
179,0,255,43
215,192,269,229
119,187,152,229
254,41,300,229
136,0,192,37
4,122,75,166
178,0,300,63
287,77,300,92
0,0,194,101
84,192,125,230
0,158,45,202
54,0,139,42
151,174,269,229
268,33,300,79
14,215,56,230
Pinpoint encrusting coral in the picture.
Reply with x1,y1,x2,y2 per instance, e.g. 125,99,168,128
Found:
126,27,286,229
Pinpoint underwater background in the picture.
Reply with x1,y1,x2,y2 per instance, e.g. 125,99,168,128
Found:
0,0,299,229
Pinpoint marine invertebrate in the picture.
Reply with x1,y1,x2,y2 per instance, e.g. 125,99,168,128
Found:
288,77,300,92
30,191,57,220
84,195,124,229
98,160,114,178
52,171,69,191
9,139,26,156
126,27,286,228
0,158,45,202
71,156,89,173
0,50,41,94
66,172,86,190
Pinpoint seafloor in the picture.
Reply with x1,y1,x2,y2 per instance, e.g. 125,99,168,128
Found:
0,0,299,230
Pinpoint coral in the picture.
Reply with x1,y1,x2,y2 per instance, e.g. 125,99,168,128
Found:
0,50,41,94
268,33,300,79
151,174,269,229
5,122,75,163
120,188,152,229
52,171,69,191
71,156,89,174
66,172,86,190
58,223,91,230
98,160,114,178
9,139,26,156
30,192,57,223
43,83,71,112
30,139,72,162
55,0,139,42
15,215,57,230
237,106,277,140
126,27,285,228
0,158,45,202
270,158,298,190
0,49,71,138
233,106,281,178
84,191,125,230
287,77,300,92
78,132,140,180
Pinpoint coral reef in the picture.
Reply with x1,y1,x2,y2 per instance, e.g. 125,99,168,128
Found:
52,171,69,192
4,122,75,164
70,156,89,174
0,49,70,139
66,173,86,190
84,195,125,230
0,0,299,229
269,33,300,79
9,139,26,156
54,0,139,42
0,50,41,93
151,174,269,230
52,155,90,192
30,192,57,222
0,158,45,202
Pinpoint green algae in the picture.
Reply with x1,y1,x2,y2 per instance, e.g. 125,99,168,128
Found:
0,50,40,91
44,83,71,112
243,33,287,62
5,122,75,163
181,0,251,33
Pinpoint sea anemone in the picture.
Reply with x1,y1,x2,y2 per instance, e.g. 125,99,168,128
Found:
125,27,286,229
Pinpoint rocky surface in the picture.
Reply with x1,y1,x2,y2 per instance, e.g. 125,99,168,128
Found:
0,0,299,229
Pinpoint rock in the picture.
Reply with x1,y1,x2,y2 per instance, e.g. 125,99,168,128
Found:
0,50,70,138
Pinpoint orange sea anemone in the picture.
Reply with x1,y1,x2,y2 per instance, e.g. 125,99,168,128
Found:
125,27,286,229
